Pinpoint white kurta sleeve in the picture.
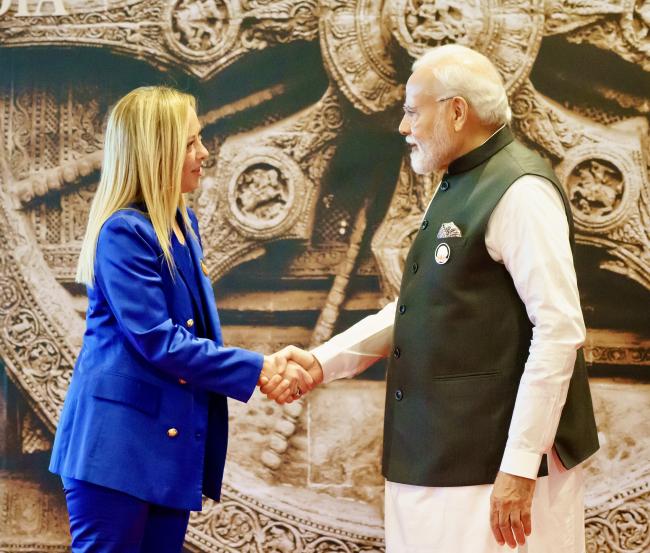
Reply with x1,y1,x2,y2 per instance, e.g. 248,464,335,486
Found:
311,300,396,383
485,174,586,479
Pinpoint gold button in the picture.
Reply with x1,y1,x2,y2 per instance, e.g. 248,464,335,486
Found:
167,428,178,438
186,319,194,328
201,259,209,277
178,378,187,385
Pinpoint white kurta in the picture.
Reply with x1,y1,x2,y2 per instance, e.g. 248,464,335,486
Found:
311,174,588,552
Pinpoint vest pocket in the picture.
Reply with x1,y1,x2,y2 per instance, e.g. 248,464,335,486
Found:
430,370,499,381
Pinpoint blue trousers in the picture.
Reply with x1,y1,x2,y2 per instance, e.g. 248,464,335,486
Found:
62,477,190,553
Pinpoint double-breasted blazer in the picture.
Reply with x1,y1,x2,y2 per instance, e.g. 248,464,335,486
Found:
49,206,263,510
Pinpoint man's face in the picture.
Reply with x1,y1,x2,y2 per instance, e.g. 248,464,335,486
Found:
399,69,456,175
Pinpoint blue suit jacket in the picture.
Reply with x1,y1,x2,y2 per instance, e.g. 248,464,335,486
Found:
49,206,263,510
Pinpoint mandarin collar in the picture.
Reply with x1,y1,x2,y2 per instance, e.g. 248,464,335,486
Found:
446,126,514,176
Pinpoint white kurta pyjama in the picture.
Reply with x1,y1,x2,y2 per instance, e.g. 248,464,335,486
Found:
311,172,589,553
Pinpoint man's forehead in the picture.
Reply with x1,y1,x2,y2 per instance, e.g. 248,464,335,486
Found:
405,66,440,102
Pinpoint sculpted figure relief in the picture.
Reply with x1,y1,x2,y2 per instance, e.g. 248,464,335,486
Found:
0,1,648,552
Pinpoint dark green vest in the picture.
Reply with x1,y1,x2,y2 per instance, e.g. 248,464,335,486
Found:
382,127,599,486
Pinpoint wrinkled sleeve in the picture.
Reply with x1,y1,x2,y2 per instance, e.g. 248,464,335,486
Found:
311,301,396,383
95,215,263,402
485,175,586,479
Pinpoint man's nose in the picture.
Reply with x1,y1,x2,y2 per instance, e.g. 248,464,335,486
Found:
398,115,410,136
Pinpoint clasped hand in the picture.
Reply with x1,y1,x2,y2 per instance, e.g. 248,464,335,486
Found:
258,346,324,404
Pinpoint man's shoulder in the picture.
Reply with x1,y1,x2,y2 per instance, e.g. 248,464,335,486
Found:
500,139,556,178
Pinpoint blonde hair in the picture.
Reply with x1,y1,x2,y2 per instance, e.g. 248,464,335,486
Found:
76,86,196,286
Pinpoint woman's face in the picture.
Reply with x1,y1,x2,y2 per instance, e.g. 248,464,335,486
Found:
181,107,209,194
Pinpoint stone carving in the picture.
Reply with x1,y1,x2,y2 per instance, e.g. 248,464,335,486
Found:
21,410,52,454
371,158,438,298
386,0,545,95
239,0,319,49
568,159,625,220
231,162,293,230
0,1,649,552
13,152,102,205
585,483,650,553
319,0,403,114
198,88,342,277
588,345,650,364
0,472,70,550
390,0,484,53
185,482,385,553
564,1,650,72
543,1,624,36
0,0,317,79
170,0,230,54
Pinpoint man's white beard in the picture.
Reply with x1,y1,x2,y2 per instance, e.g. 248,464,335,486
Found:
408,122,452,175
409,146,436,175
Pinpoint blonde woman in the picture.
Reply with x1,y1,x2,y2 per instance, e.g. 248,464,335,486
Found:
49,86,312,553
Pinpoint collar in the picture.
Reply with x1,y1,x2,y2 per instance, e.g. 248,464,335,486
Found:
446,125,514,176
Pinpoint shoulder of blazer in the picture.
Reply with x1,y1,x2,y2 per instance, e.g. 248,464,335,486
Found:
98,209,160,255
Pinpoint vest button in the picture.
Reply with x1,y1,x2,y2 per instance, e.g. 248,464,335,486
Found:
167,428,179,438
393,347,401,359
395,389,403,401
421,219,429,230
186,318,194,328
399,304,406,314
440,180,450,191
412,262,418,273
178,378,187,385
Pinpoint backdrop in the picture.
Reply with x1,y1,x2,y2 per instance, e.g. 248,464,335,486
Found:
0,1,649,552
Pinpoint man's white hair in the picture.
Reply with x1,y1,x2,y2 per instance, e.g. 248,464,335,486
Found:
412,44,512,126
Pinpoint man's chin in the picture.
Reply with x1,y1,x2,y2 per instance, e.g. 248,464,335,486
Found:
409,155,434,176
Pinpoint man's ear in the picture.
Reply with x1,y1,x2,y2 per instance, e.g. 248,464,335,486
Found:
451,96,470,131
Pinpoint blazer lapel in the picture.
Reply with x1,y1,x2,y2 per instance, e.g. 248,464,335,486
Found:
173,241,207,330
185,232,223,344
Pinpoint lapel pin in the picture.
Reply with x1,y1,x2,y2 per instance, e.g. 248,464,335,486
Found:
435,242,451,264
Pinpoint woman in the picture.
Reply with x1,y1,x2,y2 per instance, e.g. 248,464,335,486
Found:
49,86,311,552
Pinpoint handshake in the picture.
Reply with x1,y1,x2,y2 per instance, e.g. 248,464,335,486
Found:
258,346,324,404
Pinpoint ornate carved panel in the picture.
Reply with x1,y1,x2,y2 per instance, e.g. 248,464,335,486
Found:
0,1,648,552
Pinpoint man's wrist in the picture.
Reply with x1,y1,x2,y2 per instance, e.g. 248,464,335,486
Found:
499,447,542,480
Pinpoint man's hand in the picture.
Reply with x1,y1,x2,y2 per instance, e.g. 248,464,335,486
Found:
259,346,323,404
490,470,536,548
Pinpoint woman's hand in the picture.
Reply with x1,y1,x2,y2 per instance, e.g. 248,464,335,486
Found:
259,346,323,404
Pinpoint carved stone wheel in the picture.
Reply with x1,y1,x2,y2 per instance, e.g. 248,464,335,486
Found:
1,1,649,551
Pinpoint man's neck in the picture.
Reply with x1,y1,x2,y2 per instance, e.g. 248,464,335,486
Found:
459,124,504,158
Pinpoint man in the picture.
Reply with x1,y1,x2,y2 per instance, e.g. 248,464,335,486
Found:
263,44,599,552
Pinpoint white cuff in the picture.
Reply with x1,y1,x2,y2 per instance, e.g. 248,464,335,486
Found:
311,343,345,384
499,447,543,480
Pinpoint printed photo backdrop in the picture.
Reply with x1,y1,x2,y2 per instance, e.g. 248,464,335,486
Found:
0,1,649,551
